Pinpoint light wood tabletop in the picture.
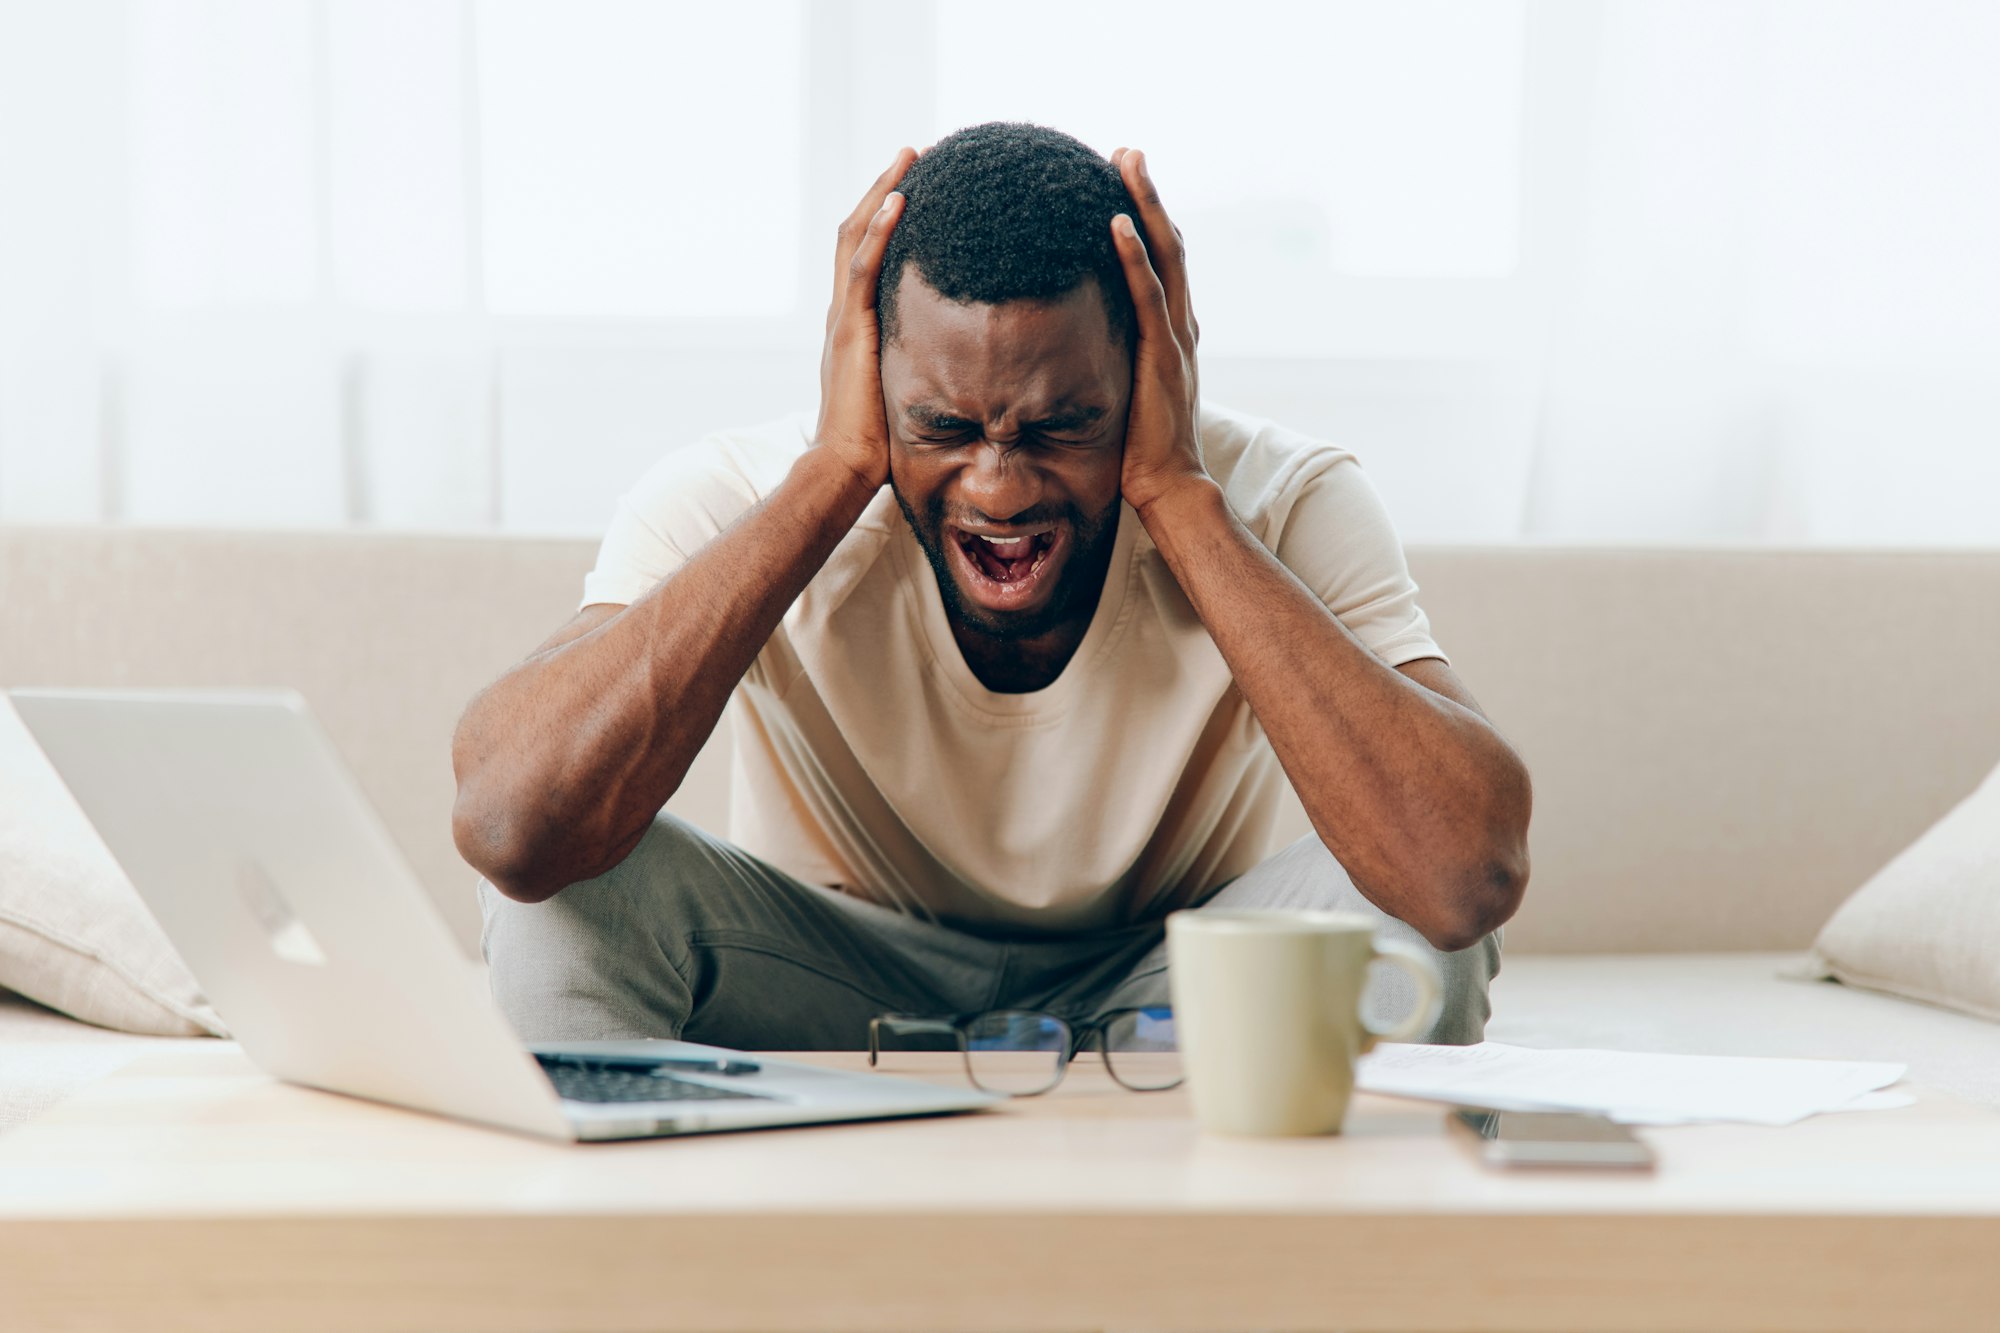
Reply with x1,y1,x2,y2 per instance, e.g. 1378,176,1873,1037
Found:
3,1043,1998,1332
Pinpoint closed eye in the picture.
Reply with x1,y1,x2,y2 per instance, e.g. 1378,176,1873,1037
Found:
1028,421,1108,445
1026,407,1108,440
904,409,978,443
901,406,1109,446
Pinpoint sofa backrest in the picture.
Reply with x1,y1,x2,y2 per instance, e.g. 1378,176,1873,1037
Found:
5,527,1997,957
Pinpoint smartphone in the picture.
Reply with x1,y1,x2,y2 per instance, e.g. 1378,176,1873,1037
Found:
1448,1106,1655,1169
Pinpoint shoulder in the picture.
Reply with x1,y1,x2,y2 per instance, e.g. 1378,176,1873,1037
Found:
1196,404,1441,663
1197,402,1368,540
618,412,812,545
580,413,812,610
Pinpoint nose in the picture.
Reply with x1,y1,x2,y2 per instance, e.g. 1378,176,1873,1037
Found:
957,439,1045,523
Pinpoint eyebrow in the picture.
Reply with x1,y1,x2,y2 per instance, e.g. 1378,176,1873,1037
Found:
902,404,1108,431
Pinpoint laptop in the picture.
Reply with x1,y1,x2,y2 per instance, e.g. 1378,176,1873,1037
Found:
9,687,999,1142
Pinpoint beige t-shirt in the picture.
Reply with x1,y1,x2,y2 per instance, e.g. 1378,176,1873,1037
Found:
582,403,1443,934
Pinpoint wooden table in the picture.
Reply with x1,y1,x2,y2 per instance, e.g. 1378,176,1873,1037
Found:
3,1044,1998,1332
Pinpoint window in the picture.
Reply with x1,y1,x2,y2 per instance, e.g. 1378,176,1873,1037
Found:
4,1,1995,545
935,1,1527,357
478,1,806,319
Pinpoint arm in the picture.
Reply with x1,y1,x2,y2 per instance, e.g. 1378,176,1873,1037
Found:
1135,480,1529,950
1107,149,1530,951
452,152,915,904
451,449,875,904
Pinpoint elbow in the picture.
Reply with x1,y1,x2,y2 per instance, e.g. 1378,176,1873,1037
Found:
1410,773,1533,954
452,785,563,905
451,714,571,904
482,869,564,907
1424,850,1529,954
1316,745,1535,955
1343,838,1529,955
1432,756,1533,952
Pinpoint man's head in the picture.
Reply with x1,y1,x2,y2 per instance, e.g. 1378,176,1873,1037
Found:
877,123,1142,352
877,123,1145,646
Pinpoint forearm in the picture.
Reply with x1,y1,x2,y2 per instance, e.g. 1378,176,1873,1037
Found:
1138,480,1530,949
453,448,876,901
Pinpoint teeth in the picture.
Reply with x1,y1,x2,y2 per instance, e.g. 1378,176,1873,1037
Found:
975,534,1035,555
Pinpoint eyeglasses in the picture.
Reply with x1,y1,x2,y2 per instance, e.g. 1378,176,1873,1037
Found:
867,1006,1181,1096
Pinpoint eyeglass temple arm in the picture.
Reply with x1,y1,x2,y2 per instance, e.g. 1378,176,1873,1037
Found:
867,1015,962,1066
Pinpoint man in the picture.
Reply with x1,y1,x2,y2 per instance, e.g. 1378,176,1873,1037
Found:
453,123,1531,1050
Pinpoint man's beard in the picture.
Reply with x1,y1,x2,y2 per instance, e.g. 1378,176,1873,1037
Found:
891,484,1121,643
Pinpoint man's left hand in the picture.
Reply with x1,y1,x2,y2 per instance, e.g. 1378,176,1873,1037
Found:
1110,147,1211,519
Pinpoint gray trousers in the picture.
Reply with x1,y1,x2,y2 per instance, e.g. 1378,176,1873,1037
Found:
479,813,1498,1050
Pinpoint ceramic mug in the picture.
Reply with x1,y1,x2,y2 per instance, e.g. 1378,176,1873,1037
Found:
1166,909,1442,1136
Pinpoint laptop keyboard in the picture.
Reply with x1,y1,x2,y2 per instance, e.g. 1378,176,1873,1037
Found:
537,1055,773,1105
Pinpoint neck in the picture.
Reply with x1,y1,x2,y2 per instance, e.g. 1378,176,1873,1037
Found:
947,585,1103,693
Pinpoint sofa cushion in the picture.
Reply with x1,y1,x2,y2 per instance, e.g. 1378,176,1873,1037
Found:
0,700,227,1038
10,531,2000,957
1805,758,2000,1024
1488,952,2000,1109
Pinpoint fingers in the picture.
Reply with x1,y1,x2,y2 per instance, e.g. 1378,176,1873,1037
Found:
841,148,916,256
830,147,917,323
1110,212,1173,350
830,189,903,350
845,191,902,300
1115,148,1192,336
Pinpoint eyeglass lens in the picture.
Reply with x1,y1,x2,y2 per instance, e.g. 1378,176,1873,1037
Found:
963,1010,1069,1095
1100,1006,1183,1090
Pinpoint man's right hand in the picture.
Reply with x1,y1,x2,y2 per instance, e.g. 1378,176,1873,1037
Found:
814,149,914,492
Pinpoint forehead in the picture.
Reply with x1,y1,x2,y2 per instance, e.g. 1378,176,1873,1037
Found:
883,269,1125,414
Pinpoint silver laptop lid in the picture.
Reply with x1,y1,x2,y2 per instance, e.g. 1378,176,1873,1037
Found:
10,688,575,1141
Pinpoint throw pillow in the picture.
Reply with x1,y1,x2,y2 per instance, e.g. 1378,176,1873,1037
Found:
1807,757,2000,1023
0,698,228,1037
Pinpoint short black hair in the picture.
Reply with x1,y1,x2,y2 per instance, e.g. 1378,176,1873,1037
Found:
877,122,1144,349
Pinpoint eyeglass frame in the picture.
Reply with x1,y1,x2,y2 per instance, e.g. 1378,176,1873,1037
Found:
866,1006,1182,1096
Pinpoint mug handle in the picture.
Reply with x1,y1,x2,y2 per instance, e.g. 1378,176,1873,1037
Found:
1358,939,1443,1052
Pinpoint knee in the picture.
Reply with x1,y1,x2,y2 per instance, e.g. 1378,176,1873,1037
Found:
1270,836,1499,1045
478,813,718,1041
1354,929,1495,1047
534,810,711,901
1173,835,1501,1045
479,813,718,978
1417,929,1499,1046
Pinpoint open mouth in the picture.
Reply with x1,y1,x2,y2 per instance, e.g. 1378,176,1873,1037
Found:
947,524,1064,610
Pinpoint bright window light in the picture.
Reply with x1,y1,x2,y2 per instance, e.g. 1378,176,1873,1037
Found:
476,0,805,319
933,0,1524,280
129,0,320,306
328,0,471,310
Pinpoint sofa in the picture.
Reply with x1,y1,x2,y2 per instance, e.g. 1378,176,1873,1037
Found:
4,526,2000,1127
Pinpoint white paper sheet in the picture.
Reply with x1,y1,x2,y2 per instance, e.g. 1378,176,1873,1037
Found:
1357,1042,1909,1126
